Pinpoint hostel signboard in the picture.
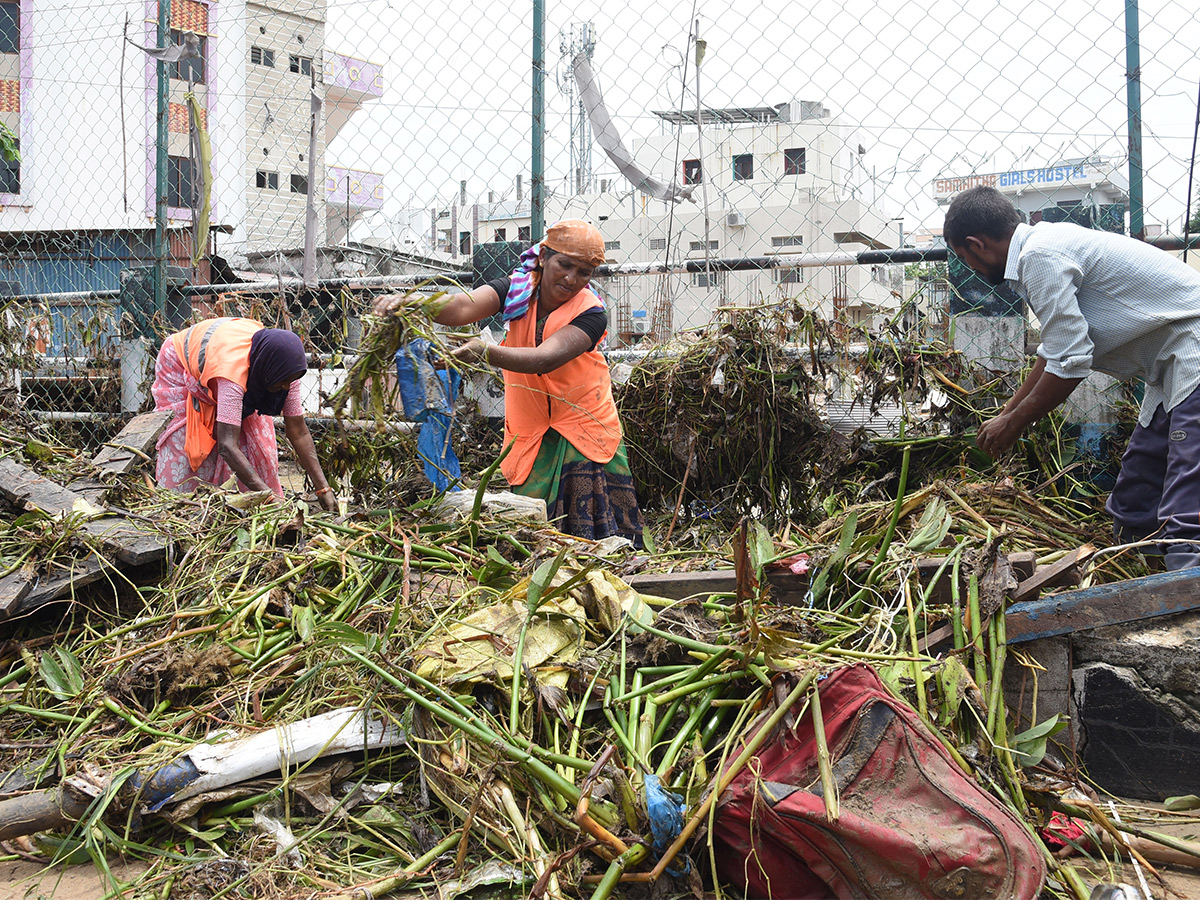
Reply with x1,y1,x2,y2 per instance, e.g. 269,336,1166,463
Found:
933,162,1111,203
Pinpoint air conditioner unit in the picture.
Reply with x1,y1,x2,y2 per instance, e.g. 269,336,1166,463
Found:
726,211,746,228
631,311,650,335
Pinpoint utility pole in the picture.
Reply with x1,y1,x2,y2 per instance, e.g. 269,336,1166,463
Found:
531,0,545,242
154,0,171,316
302,66,320,286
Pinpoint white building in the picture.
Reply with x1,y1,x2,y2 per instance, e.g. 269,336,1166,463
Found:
427,100,901,342
933,157,1129,228
0,0,382,293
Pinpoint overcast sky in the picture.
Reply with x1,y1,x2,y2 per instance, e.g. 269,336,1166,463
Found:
326,0,1200,234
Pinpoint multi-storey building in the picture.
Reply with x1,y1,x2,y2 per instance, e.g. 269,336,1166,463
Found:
422,100,900,342
0,0,382,308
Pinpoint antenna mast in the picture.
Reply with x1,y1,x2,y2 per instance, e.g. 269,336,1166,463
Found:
558,22,597,195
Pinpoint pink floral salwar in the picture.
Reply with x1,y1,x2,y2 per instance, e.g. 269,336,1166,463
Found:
152,340,284,496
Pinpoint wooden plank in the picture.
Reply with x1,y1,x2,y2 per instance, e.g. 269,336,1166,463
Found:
1011,545,1093,604
916,551,1036,607
0,457,87,517
917,622,955,653
1006,566,1200,644
90,410,173,476
78,519,168,566
0,457,167,565
0,558,110,619
0,569,34,618
66,478,109,506
627,569,809,604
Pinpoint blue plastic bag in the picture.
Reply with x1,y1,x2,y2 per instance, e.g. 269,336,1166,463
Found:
395,339,455,421
395,341,462,491
644,773,689,874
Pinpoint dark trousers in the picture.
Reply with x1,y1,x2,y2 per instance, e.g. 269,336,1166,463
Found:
1106,385,1200,567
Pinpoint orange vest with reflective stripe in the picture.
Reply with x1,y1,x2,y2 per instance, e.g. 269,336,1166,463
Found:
501,288,622,485
170,317,262,471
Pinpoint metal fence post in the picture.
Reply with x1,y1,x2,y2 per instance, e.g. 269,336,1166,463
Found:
531,0,545,243
154,0,171,316
1125,0,1145,240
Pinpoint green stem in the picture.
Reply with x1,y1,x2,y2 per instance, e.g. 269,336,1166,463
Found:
588,843,650,900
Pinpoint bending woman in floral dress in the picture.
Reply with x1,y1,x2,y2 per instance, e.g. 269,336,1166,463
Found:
152,317,337,511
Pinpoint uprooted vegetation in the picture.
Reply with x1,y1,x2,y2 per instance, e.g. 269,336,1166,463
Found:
0,302,1182,900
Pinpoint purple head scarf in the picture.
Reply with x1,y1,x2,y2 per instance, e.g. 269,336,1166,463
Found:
244,328,307,418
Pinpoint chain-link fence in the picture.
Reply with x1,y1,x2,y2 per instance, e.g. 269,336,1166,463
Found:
2,0,1198,458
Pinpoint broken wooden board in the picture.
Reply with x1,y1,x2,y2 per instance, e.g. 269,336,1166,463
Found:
1010,545,1093,604
78,518,168,566
917,551,1036,607
0,456,88,517
626,570,809,605
0,557,110,620
0,568,34,618
0,456,169,568
90,410,172,476
68,409,173,503
1006,566,1200,644
0,557,167,620
630,551,1040,610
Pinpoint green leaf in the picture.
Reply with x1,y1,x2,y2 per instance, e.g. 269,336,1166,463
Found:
25,439,54,462
1165,795,1200,812
318,622,377,652
292,604,314,643
39,647,85,700
747,519,775,574
810,511,857,601
1009,714,1068,767
526,549,569,611
936,656,971,727
905,497,951,553
1012,714,1067,744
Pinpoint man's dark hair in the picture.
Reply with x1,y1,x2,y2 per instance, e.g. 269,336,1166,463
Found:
942,186,1022,249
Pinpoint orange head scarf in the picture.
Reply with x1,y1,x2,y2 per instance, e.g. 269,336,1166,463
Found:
501,219,608,322
542,219,606,268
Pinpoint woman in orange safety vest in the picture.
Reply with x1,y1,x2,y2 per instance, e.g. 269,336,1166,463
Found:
151,317,337,511
379,220,643,545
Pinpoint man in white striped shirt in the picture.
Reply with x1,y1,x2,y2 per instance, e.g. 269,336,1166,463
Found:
944,185,1200,571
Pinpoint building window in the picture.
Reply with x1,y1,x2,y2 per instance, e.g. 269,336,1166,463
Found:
169,30,206,84
649,238,666,251
517,225,531,243
493,228,506,241
0,139,18,194
689,240,719,251
784,147,806,176
775,267,804,284
256,170,279,190
290,55,313,76
168,155,195,207
290,174,308,194
691,271,722,288
604,240,621,251
251,46,275,67
733,153,754,181
459,232,471,255
771,234,804,247
683,159,702,185
0,3,19,54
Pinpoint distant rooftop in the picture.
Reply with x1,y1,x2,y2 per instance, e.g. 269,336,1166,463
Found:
653,100,831,127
